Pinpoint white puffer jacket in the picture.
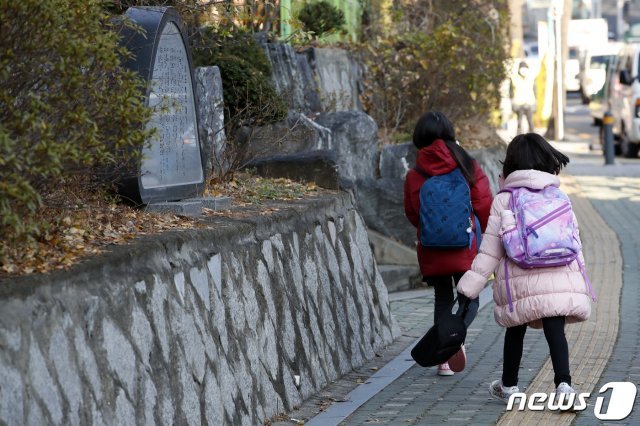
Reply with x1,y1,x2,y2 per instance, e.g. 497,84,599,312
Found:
457,170,594,328
511,70,536,108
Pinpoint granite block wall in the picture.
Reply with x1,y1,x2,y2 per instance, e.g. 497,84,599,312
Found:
0,194,398,425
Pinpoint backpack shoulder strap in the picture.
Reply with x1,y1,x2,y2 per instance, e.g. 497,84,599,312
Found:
497,187,518,215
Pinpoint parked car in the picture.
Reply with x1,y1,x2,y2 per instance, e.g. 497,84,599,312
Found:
580,43,623,104
565,46,581,92
589,47,621,150
589,50,618,125
607,43,640,157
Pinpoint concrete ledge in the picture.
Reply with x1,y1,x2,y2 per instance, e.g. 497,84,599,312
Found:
184,196,232,210
246,150,341,190
146,201,203,217
378,265,422,293
367,230,418,266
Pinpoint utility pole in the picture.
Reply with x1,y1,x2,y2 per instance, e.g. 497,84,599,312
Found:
280,0,292,39
617,0,625,40
591,0,601,18
547,0,571,141
553,0,565,141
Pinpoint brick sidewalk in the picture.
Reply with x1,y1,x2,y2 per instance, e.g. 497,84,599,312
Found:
569,160,640,425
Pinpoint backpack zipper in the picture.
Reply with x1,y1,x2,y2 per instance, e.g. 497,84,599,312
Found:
524,204,572,238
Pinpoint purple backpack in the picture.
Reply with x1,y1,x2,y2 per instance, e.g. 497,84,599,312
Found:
500,186,596,311
501,186,579,268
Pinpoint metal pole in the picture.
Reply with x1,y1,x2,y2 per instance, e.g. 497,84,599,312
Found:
592,0,601,19
554,1,565,141
280,0,292,39
604,112,615,165
617,0,625,40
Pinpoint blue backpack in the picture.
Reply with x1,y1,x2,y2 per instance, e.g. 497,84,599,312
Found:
416,167,480,249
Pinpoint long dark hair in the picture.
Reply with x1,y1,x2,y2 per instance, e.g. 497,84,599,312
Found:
502,133,570,177
412,111,476,185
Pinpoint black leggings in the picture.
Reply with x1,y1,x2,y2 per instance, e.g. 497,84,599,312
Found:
425,274,479,328
502,316,570,387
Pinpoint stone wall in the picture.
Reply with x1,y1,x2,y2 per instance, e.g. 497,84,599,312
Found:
245,42,376,183
263,43,362,114
304,48,362,112
195,66,226,179
0,194,398,425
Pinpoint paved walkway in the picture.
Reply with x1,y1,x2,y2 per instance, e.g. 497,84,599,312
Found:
568,156,640,425
275,101,640,424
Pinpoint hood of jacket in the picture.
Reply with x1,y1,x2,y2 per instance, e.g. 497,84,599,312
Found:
502,169,560,190
416,139,457,176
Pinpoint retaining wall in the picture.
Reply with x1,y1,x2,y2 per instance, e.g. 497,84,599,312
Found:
0,193,398,425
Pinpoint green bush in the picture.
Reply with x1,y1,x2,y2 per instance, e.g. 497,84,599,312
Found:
0,0,152,245
192,28,287,126
297,1,345,38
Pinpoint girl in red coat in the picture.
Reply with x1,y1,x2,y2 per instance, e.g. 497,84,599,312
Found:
404,112,493,376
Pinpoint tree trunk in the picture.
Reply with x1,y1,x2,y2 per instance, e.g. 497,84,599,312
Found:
508,0,524,58
547,0,572,140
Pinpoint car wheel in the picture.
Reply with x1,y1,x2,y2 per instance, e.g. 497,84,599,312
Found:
581,91,590,104
599,125,604,146
614,144,622,156
624,142,640,158
619,125,629,157
598,125,622,155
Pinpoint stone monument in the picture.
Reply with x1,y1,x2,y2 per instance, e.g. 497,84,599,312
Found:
119,7,205,205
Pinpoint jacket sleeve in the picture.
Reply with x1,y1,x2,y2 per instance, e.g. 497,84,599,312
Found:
457,196,505,299
471,162,493,231
404,173,419,228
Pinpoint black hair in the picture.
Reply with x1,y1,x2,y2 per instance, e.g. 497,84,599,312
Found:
502,133,570,177
412,111,476,185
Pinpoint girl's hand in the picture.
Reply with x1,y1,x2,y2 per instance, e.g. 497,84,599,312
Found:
457,270,486,300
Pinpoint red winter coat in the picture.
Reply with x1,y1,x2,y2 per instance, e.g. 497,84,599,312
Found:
403,139,493,277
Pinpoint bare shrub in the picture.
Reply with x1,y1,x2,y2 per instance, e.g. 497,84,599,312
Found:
359,0,509,143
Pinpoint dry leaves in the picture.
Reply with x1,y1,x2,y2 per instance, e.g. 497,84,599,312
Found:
1,173,325,279
206,172,319,206
1,202,201,278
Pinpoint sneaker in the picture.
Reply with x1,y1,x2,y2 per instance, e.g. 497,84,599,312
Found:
554,382,577,410
555,382,576,396
448,345,467,372
489,380,520,403
437,362,454,376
